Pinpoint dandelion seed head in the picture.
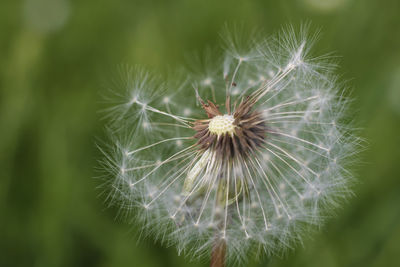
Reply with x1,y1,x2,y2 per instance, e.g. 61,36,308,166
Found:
100,24,362,266
208,114,235,136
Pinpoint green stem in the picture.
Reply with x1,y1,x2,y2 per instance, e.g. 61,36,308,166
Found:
210,238,226,267
211,176,228,267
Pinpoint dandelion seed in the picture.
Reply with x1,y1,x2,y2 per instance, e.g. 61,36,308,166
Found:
101,24,361,267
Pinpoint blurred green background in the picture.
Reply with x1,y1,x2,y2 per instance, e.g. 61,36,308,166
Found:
1,0,400,266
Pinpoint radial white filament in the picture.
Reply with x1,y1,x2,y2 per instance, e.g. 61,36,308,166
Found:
102,25,360,266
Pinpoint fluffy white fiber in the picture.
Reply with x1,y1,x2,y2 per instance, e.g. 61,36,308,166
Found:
100,25,362,265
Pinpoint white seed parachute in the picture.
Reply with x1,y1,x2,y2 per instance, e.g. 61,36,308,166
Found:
100,25,362,266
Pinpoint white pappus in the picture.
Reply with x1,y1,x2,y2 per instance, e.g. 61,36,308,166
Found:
99,25,362,266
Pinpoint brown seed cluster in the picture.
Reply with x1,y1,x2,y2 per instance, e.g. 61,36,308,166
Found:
193,97,267,159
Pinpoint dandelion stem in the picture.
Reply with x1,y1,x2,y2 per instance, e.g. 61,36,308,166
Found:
210,172,228,267
210,238,226,267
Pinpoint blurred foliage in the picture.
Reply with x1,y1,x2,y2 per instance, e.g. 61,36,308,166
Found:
1,0,400,266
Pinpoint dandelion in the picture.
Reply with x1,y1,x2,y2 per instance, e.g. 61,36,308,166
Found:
100,25,361,266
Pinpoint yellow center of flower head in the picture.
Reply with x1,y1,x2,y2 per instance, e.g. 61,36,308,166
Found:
208,114,235,136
